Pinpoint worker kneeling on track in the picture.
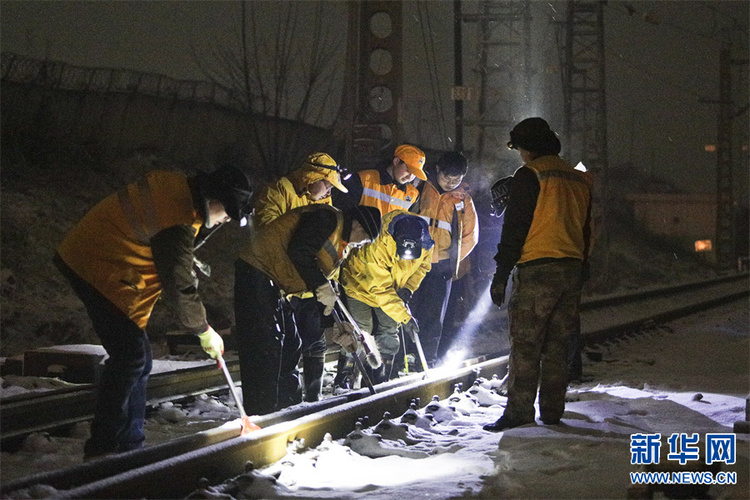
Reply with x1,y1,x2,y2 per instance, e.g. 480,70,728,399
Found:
234,204,381,415
335,210,435,388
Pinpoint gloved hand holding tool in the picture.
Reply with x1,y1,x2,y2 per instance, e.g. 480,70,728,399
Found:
324,321,358,353
217,354,261,436
198,326,224,359
315,282,337,316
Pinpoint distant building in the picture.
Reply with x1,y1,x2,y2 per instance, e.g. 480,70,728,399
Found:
625,193,717,263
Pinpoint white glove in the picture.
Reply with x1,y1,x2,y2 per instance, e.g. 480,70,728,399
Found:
324,322,357,352
197,326,224,359
315,283,337,316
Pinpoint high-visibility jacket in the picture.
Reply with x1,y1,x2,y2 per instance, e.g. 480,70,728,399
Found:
253,165,333,228
416,179,478,274
519,156,592,264
238,205,348,296
359,170,419,215
56,171,206,331
340,210,433,325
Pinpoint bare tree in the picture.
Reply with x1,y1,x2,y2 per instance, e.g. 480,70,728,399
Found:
194,1,345,179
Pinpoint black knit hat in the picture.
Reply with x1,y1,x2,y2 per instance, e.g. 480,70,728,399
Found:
198,164,254,223
507,117,561,155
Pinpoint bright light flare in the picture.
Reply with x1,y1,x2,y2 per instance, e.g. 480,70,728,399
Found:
438,280,496,364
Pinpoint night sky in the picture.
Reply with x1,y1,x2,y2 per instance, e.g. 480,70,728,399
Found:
1,0,748,196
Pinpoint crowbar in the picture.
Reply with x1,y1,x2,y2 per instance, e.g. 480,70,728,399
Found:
332,309,378,395
217,354,261,436
403,324,430,374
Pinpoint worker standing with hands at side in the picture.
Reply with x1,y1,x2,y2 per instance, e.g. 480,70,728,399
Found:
484,117,592,432
235,204,381,415
54,164,254,459
252,152,350,403
408,151,478,368
337,210,434,386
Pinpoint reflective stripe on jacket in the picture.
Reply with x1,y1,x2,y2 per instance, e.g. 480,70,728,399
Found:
340,210,433,324
519,156,592,264
359,170,419,215
416,180,478,268
238,205,346,295
253,166,333,228
57,171,204,330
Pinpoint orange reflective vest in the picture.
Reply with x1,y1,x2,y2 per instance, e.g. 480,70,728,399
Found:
238,205,347,296
57,171,203,330
416,181,478,273
359,170,419,215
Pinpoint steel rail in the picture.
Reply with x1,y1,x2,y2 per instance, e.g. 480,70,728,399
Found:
1,273,747,498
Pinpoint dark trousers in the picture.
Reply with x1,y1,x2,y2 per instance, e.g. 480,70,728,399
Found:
54,254,152,458
408,260,453,365
234,259,301,415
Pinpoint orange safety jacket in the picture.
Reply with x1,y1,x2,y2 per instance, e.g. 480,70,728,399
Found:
238,205,348,296
359,170,420,215
416,180,478,275
56,171,205,331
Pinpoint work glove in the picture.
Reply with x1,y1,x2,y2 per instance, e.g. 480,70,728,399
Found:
324,321,357,353
490,273,507,307
402,317,420,343
396,288,413,305
315,282,337,316
197,326,224,359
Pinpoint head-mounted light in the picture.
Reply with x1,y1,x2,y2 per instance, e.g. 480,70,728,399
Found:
309,160,352,181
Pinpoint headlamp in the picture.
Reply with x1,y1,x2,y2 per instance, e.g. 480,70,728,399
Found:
309,160,352,181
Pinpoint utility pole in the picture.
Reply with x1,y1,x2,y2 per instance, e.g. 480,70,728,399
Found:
562,0,609,277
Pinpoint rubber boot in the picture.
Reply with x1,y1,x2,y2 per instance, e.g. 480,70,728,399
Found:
333,353,356,390
302,354,325,402
369,355,395,385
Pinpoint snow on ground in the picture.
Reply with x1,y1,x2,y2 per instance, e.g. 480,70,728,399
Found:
6,300,745,499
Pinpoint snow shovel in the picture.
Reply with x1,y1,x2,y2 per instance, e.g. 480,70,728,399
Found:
217,355,261,436
332,309,378,395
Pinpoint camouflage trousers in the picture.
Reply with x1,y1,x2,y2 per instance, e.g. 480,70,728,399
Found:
503,260,583,424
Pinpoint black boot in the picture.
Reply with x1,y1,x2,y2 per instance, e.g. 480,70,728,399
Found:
369,355,394,385
302,354,325,402
333,353,356,390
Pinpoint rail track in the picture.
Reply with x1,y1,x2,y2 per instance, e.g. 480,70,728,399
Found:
1,272,747,499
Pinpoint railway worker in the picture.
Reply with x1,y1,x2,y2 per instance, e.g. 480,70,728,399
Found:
234,204,381,415
331,144,427,386
253,152,350,227
332,144,427,215
336,210,435,386
484,117,593,432
406,151,478,369
253,152,350,403
54,164,253,459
